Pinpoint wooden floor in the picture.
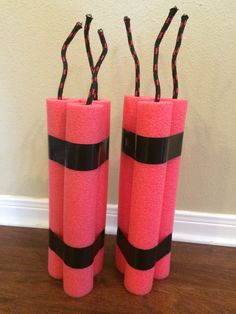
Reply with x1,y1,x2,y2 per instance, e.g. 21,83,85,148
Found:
0,227,235,314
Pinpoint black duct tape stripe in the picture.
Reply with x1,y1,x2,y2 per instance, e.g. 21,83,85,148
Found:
48,135,66,166
48,135,109,171
122,128,183,164
49,229,105,269
116,227,172,271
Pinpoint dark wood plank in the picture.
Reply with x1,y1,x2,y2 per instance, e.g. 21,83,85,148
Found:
0,226,235,314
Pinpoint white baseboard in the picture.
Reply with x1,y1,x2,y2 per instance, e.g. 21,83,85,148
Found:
0,196,48,229
0,195,235,247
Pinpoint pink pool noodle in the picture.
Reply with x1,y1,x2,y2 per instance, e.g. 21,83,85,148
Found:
63,101,108,297
116,95,138,274
124,100,173,295
75,99,110,276
116,96,154,274
154,99,188,280
47,98,79,279
93,100,110,276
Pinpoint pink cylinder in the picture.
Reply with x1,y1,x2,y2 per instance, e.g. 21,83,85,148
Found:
116,96,153,274
154,99,188,280
47,98,78,279
124,100,173,295
63,100,109,297
93,100,110,276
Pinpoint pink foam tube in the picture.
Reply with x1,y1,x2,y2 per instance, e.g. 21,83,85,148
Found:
116,96,153,274
93,100,110,276
46,98,79,280
63,101,109,297
116,95,139,274
124,100,173,295
154,99,188,280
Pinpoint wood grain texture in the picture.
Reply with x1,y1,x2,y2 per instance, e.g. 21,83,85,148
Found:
0,226,235,314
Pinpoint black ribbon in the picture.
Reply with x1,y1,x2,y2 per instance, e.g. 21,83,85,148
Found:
116,227,172,271
49,229,105,269
48,135,109,171
122,128,183,164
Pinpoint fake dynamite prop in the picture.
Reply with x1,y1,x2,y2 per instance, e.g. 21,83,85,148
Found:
116,7,189,295
47,17,110,297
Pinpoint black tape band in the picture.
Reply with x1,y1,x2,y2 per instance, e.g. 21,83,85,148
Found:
116,227,172,271
49,229,105,269
122,128,183,164
48,135,109,171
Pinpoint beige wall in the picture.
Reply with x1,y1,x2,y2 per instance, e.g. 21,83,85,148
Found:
0,0,236,214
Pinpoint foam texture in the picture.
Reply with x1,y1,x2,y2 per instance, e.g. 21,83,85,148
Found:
116,96,153,274
63,100,110,297
124,100,173,295
154,99,188,280
93,100,110,276
47,98,79,280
